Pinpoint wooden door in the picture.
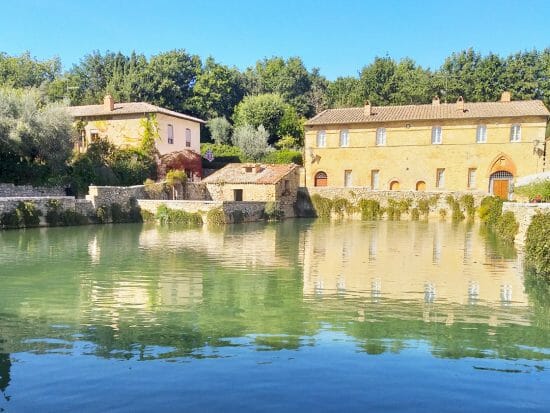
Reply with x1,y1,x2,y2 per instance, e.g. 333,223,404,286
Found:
493,180,509,200
315,172,327,187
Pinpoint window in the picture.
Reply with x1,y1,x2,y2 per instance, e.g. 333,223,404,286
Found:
90,130,100,142
344,170,352,187
436,168,445,189
510,124,521,142
476,125,487,143
376,128,386,146
371,170,379,190
431,126,442,144
316,130,326,147
233,189,243,201
468,168,477,189
283,180,291,195
167,124,174,144
185,128,191,147
339,129,349,147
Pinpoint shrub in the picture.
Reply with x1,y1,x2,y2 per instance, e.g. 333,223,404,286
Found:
310,194,333,220
45,199,63,226
439,208,447,220
515,181,550,202
417,199,431,217
206,207,225,226
201,143,244,169
332,197,353,218
18,201,42,227
1,210,21,229
110,203,125,223
206,117,232,145
144,178,166,199
140,209,156,222
156,204,203,226
358,199,381,221
264,202,284,221
262,149,303,165
494,211,519,243
95,205,110,224
525,212,550,278
232,124,270,161
479,196,503,227
165,170,187,200
411,208,420,221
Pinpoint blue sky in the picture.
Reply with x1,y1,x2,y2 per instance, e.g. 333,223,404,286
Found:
1,0,549,79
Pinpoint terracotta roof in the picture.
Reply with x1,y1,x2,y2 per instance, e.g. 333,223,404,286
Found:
305,100,550,126
67,101,205,123
201,163,298,185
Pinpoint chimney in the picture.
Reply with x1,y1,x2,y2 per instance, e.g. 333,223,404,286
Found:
432,96,440,106
364,100,372,116
500,91,511,102
104,95,115,111
456,96,465,111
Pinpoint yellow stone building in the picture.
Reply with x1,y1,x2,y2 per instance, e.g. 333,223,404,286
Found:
68,95,204,156
304,93,549,199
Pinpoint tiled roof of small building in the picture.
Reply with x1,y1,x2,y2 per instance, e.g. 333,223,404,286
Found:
202,163,298,185
305,100,549,126
68,101,205,123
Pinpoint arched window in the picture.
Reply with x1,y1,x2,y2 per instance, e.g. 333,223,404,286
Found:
390,180,400,190
316,130,326,147
416,181,426,191
315,171,328,187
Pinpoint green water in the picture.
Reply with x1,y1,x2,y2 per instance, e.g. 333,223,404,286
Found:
0,220,549,412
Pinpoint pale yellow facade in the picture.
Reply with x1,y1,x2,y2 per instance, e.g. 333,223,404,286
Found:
304,109,548,197
80,112,201,155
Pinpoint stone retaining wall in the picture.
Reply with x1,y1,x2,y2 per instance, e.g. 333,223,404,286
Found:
297,187,487,219
137,200,267,224
502,202,550,245
86,185,146,207
0,183,65,198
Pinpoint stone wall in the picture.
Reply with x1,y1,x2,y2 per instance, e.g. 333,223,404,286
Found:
137,200,267,224
502,202,550,245
186,182,211,201
86,185,146,207
0,183,65,198
0,196,90,227
297,187,487,219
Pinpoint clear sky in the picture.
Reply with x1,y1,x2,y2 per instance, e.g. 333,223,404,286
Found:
1,0,549,79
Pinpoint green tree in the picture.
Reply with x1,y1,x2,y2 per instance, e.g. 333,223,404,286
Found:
326,76,363,108
0,51,61,88
232,124,270,161
232,93,287,143
206,117,232,145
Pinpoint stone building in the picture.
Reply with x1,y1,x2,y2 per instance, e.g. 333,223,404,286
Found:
68,95,204,157
304,92,549,199
201,163,300,217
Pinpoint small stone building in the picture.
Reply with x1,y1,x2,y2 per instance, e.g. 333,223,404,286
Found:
201,163,301,217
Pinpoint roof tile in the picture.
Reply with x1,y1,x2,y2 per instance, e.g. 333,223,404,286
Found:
202,163,298,185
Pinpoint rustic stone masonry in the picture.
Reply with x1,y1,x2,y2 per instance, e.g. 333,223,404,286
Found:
502,202,550,245
86,185,146,208
137,199,267,224
0,183,65,197
297,187,487,219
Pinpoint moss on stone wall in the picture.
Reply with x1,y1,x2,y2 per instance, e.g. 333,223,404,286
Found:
525,212,550,278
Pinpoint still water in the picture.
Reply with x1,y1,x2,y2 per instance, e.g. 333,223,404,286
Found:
0,220,549,412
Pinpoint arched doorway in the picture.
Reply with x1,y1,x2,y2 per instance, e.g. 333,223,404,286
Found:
314,171,328,187
416,181,426,191
390,180,400,190
490,171,513,200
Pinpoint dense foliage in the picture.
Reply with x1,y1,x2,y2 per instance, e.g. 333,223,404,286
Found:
515,181,550,202
525,212,550,279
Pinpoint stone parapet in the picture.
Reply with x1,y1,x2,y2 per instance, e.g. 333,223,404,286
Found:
502,202,550,245
86,185,146,207
0,183,65,198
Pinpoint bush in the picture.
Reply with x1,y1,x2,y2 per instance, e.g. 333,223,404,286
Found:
332,197,353,218
525,212,550,278
264,202,284,221
479,196,503,227
411,207,420,221
1,209,21,229
140,209,156,222
439,208,447,220
515,181,550,202
206,207,225,226
144,178,166,199
358,199,381,220
494,211,519,243
95,205,110,224
310,194,333,219
156,204,203,226
201,143,244,169
231,124,270,161
460,194,476,218
206,117,232,145
262,149,303,165
417,199,431,217
1,201,42,229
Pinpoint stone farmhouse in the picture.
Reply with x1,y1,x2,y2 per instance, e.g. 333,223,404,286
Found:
201,163,300,217
68,95,204,155
304,92,549,199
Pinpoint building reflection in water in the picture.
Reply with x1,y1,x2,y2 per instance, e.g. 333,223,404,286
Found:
302,221,526,307
0,352,11,402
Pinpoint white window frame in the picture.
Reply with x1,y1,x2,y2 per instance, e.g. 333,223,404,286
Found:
476,125,487,143
468,168,477,189
376,127,386,146
185,128,192,147
431,126,442,144
344,170,352,187
510,124,521,142
339,129,349,147
167,124,174,144
316,130,326,147
371,169,380,190
436,168,445,189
